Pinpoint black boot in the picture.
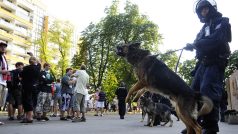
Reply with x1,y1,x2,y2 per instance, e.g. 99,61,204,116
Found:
202,129,217,134
181,128,187,134
120,116,124,119
181,128,196,134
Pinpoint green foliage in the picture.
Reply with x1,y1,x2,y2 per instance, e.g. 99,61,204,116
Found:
102,70,118,102
71,52,82,69
35,31,51,63
225,50,238,78
79,1,162,87
34,30,57,79
178,59,196,85
49,20,74,76
77,1,162,101
159,50,179,71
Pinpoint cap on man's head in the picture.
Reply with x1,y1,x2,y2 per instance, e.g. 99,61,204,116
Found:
0,42,7,47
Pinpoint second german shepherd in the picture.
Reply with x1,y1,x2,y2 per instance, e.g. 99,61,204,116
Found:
140,95,173,127
116,42,213,134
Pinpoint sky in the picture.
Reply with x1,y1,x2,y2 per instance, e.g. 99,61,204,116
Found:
41,0,238,60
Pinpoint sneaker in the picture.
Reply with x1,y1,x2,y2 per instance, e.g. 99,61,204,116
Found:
33,116,37,119
79,117,86,122
67,116,72,119
36,117,42,121
60,117,68,121
72,117,81,122
17,115,24,120
0,122,4,125
100,114,103,116
94,114,98,116
50,114,57,117
41,116,49,121
8,117,15,121
20,119,33,123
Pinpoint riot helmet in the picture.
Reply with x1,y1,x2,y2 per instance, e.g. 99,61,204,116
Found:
194,0,218,23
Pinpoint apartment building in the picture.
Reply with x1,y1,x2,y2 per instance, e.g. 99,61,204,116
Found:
0,0,46,69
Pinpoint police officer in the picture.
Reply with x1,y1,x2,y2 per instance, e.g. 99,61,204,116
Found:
184,0,231,134
115,82,128,119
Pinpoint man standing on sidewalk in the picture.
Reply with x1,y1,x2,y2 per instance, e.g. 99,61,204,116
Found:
35,63,54,121
21,54,41,123
72,65,89,122
0,42,9,125
60,68,75,120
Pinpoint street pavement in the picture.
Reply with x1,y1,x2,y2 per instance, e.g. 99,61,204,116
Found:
0,113,238,134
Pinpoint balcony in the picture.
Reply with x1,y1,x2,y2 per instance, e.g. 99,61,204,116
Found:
0,0,17,11
0,7,33,29
16,0,34,12
14,25,31,38
12,34,31,46
0,18,14,31
15,9,30,22
0,28,13,41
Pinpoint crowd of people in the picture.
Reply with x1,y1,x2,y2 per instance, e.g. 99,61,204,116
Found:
0,43,133,125
0,43,95,124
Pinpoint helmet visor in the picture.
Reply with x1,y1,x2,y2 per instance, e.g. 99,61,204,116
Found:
193,0,217,13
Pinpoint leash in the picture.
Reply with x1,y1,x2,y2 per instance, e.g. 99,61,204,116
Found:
154,48,184,73
175,49,184,73
163,48,184,55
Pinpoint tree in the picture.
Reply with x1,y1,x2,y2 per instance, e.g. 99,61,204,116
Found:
71,40,87,69
225,50,238,79
178,59,196,85
77,1,163,101
159,50,179,71
34,30,58,79
102,70,118,102
35,31,51,63
71,52,82,69
49,20,74,76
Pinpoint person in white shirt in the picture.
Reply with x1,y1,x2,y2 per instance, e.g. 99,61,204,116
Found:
0,42,9,125
72,65,89,122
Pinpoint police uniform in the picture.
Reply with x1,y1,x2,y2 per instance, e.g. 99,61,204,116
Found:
185,0,231,133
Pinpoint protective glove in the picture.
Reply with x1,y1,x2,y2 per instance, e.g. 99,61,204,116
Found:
184,43,195,51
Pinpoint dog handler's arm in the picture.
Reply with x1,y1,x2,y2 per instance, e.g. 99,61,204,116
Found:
125,81,145,102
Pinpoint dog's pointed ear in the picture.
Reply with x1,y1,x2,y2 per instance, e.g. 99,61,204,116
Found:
131,42,141,48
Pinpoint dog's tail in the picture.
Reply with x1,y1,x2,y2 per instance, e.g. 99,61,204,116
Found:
197,96,214,117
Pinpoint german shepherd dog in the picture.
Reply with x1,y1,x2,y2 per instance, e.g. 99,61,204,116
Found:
137,89,180,122
116,42,213,134
140,95,173,127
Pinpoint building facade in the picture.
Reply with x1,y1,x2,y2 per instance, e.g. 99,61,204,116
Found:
0,0,78,69
0,0,46,69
